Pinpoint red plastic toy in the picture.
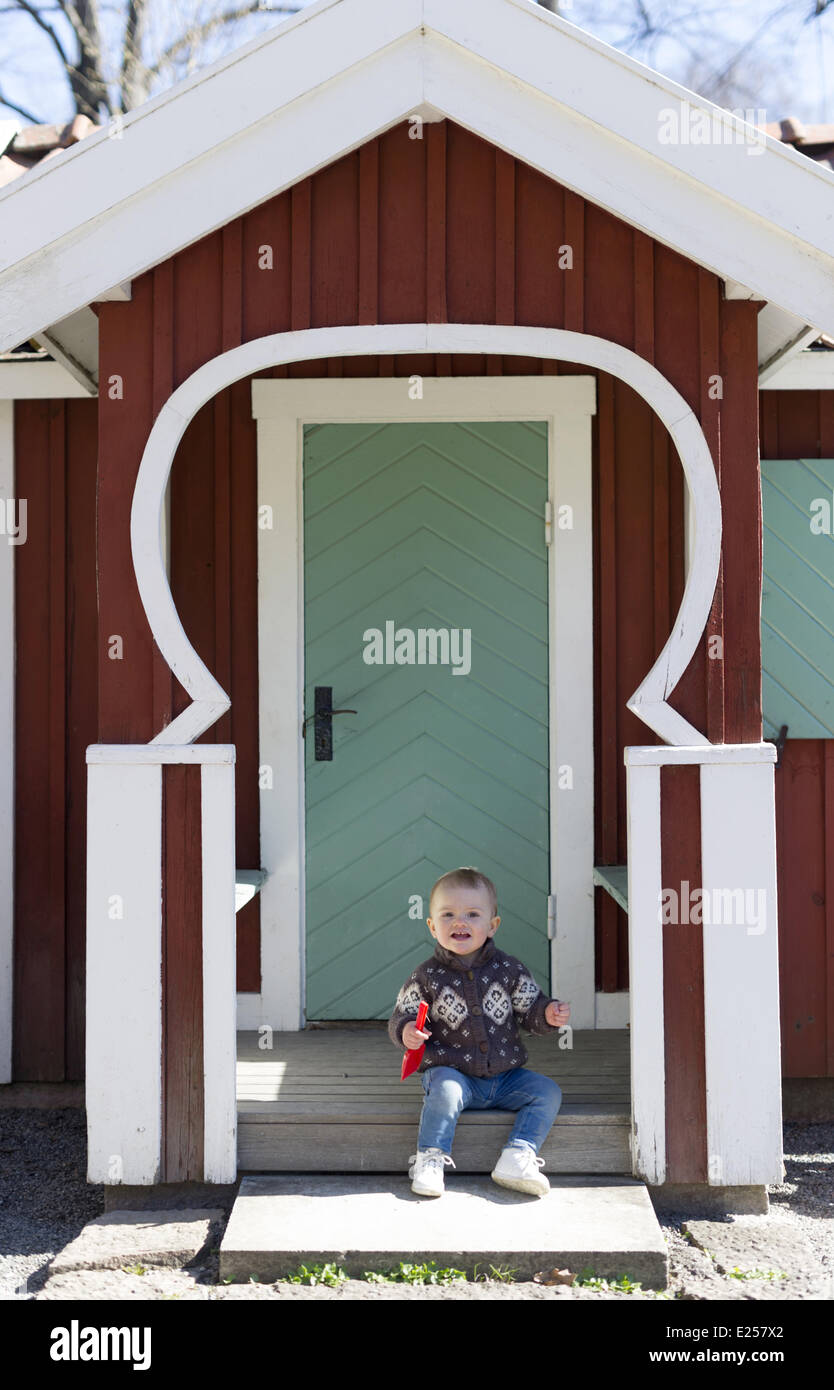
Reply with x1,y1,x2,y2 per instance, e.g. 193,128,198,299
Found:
400,1000,429,1080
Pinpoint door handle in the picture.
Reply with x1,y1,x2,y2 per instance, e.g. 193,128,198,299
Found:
301,687,357,760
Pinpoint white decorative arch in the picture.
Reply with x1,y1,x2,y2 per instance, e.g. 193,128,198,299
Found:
130,323,721,747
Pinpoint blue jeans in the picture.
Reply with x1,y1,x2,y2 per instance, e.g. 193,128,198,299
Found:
417,1065,562,1156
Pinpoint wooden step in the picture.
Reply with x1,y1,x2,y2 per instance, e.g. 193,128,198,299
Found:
237,1028,632,1174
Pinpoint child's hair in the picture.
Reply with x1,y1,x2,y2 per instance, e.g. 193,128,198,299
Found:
429,867,498,919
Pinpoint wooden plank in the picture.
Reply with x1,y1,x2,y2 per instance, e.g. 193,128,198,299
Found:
221,221,243,352
632,231,654,362
585,204,631,344
64,400,99,1079
97,287,156,745
699,268,724,744
291,178,312,333
563,190,584,332
241,189,292,340
515,161,563,330
151,262,174,737
446,124,494,324
494,148,515,325
312,149,359,330
661,763,706,1184
425,123,447,323
238,1120,631,1174
653,244,706,737
719,299,761,744
358,139,380,326
379,122,426,324
13,402,62,1078
162,763,204,1181
48,401,67,1078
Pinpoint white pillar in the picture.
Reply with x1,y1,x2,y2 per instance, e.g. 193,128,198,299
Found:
85,758,163,1184
700,757,782,1185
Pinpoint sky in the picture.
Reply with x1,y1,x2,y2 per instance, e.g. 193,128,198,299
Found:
0,0,832,129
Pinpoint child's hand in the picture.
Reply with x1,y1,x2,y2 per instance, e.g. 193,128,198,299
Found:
545,1000,570,1027
402,1020,432,1050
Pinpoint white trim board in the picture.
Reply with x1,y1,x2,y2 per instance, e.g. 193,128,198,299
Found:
759,350,834,390
250,377,597,1031
0,402,13,1082
0,362,91,398
1,0,834,353
128,323,722,752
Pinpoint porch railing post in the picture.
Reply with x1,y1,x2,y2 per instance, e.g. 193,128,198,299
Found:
624,743,781,1189
86,744,237,1186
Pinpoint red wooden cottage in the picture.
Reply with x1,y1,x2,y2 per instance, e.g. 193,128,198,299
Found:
1,0,833,1203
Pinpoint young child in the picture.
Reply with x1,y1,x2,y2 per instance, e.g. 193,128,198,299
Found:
388,866,571,1198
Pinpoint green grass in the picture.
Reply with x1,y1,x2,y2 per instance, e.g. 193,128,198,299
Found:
726,1266,788,1281
364,1261,467,1285
573,1268,673,1298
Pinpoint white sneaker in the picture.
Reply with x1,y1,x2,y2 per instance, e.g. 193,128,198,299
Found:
408,1148,455,1197
491,1144,550,1197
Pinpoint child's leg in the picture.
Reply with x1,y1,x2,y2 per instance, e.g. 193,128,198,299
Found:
417,1066,474,1154
492,1068,562,1152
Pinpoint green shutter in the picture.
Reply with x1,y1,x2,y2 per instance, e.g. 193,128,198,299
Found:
761,458,834,739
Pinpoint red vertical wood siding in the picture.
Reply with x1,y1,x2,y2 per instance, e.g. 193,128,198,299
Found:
761,388,834,1077
16,124,771,1169
14,398,98,1080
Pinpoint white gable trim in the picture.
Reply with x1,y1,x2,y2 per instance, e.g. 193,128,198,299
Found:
1,0,834,352
129,323,720,754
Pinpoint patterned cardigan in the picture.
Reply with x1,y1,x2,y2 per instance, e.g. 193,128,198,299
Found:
388,938,561,1078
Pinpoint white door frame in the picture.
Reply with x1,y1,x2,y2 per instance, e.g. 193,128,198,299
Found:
246,376,597,1031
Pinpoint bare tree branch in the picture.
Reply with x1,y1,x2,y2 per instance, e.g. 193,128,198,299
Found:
0,85,46,123
10,0,70,66
148,1,301,74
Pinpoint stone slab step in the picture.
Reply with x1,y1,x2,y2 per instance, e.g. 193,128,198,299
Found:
219,1175,668,1288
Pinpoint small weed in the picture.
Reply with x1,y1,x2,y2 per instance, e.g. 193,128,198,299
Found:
472,1263,518,1283
726,1267,788,1282
121,1264,147,1277
364,1261,466,1285
285,1262,349,1287
573,1268,672,1299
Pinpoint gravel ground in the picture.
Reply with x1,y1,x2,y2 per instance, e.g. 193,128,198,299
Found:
0,1109,830,1301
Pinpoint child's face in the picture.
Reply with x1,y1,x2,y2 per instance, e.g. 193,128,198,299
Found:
427,884,500,956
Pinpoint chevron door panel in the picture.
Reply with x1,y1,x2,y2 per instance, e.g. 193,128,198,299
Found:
303,422,550,1019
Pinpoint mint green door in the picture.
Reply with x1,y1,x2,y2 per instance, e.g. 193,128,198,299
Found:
303,421,550,1019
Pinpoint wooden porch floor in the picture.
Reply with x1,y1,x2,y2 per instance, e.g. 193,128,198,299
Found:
237,1028,632,1173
